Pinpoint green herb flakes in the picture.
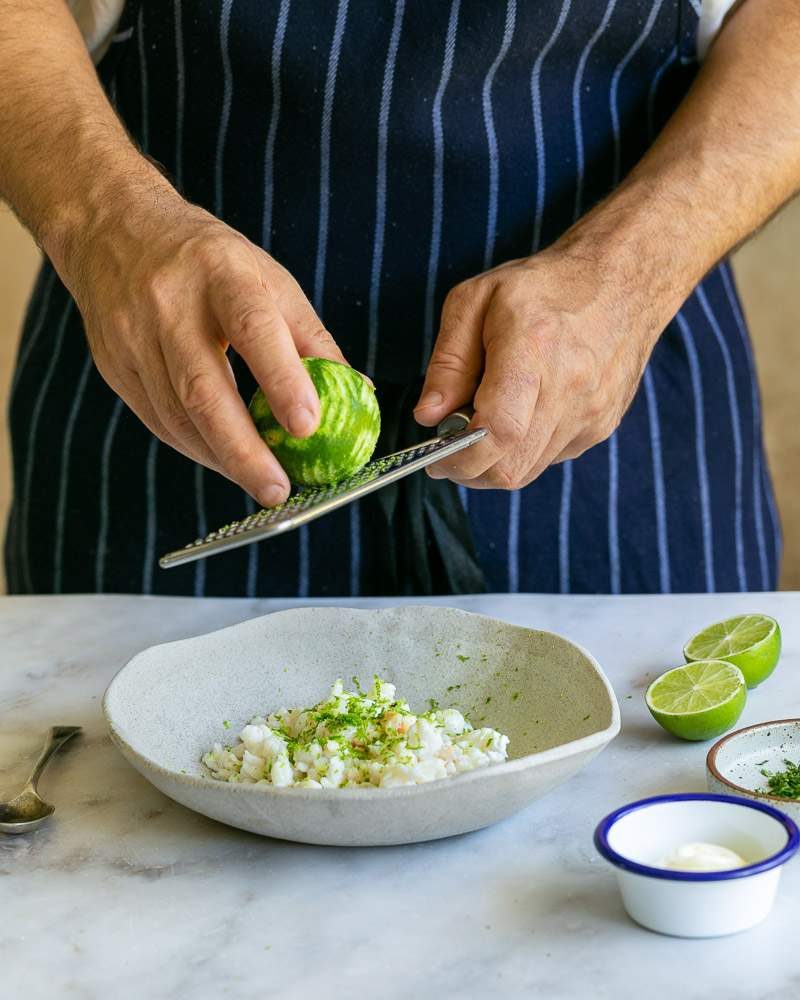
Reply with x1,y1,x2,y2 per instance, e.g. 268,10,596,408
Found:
760,759,800,799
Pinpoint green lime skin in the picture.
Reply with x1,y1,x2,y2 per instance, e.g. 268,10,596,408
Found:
645,661,747,742
683,615,781,689
249,358,380,487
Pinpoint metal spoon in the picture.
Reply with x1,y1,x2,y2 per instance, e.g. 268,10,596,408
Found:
0,726,81,834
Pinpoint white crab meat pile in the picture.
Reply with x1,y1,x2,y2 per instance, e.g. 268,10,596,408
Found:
202,677,509,789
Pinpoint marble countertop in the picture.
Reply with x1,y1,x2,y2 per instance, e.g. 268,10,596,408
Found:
3,592,800,999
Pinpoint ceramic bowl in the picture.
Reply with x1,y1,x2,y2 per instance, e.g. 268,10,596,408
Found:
595,793,799,937
104,605,620,846
707,719,800,822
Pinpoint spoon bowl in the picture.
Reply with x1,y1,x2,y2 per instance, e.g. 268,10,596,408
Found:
0,726,81,835
0,789,55,834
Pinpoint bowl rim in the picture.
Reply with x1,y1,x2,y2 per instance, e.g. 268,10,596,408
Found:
103,604,621,801
594,792,800,881
706,719,800,805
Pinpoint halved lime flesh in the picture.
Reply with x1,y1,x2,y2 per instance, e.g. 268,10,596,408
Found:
646,660,747,741
684,614,780,689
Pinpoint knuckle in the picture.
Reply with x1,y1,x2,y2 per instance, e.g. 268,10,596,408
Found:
565,441,590,461
430,344,470,376
178,408,204,436
305,325,336,349
103,307,133,342
146,268,176,310
195,238,223,272
501,277,535,314
219,439,254,470
228,304,275,350
193,233,241,273
441,282,475,329
567,348,600,395
167,406,198,441
585,416,615,448
262,364,300,400
179,369,221,416
94,360,123,396
443,281,470,309
487,464,520,491
484,406,528,449
524,313,563,357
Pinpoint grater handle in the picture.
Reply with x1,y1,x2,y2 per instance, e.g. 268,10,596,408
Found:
436,406,475,437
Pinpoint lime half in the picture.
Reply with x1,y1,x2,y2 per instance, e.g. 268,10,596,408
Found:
683,614,781,688
646,660,747,741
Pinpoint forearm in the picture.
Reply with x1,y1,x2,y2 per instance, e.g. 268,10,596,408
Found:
0,0,171,278
560,0,800,330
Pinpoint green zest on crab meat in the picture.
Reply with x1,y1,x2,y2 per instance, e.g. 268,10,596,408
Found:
201,677,509,790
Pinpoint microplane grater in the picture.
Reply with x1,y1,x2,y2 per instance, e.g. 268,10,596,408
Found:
159,410,485,569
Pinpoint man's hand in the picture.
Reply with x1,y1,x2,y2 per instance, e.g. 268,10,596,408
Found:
69,192,344,507
0,0,345,509
414,248,658,489
417,0,800,490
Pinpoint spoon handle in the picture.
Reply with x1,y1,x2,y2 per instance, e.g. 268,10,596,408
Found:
25,726,82,793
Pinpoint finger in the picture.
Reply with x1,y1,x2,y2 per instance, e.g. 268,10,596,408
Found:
160,324,293,507
444,415,565,491
267,266,349,366
96,360,218,469
128,372,215,467
426,317,540,482
552,431,596,466
209,269,321,438
430,416,557,490
526,427,585,482
131,363,236,472
414,281,490,427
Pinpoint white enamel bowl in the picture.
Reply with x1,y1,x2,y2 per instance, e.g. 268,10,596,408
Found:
595,793,799,938
104,605,620,846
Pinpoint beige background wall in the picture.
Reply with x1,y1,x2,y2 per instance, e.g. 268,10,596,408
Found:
1,200,798,593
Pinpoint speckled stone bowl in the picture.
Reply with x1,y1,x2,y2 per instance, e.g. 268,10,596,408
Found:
104,605,620,846
707,720,800,823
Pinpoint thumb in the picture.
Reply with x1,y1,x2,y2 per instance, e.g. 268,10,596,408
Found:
414,280,490,427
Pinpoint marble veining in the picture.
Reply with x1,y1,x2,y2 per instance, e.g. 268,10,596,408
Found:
2,593,800,999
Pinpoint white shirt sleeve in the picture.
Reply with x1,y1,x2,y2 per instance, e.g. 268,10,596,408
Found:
67,0,125,63
698,0,743,59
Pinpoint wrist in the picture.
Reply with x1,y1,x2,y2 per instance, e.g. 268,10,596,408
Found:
40,149,177,288
552,173,717,341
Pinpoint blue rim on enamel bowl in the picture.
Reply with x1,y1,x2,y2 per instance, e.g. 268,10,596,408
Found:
594,793,800,882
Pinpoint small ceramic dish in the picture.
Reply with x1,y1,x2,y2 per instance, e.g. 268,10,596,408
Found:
594,793,799,937
104,605,620,846
707,720,800,823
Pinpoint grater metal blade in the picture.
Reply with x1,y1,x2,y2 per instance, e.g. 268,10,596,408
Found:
159,409,485,569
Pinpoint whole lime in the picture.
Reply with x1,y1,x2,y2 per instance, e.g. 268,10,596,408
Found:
249,358,380,487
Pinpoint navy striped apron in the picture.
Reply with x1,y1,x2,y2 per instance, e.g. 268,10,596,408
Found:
4,0,781,596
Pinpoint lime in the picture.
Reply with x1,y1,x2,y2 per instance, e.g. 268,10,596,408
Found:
645,660,747,741
683,614,781,689
250,358,380,487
